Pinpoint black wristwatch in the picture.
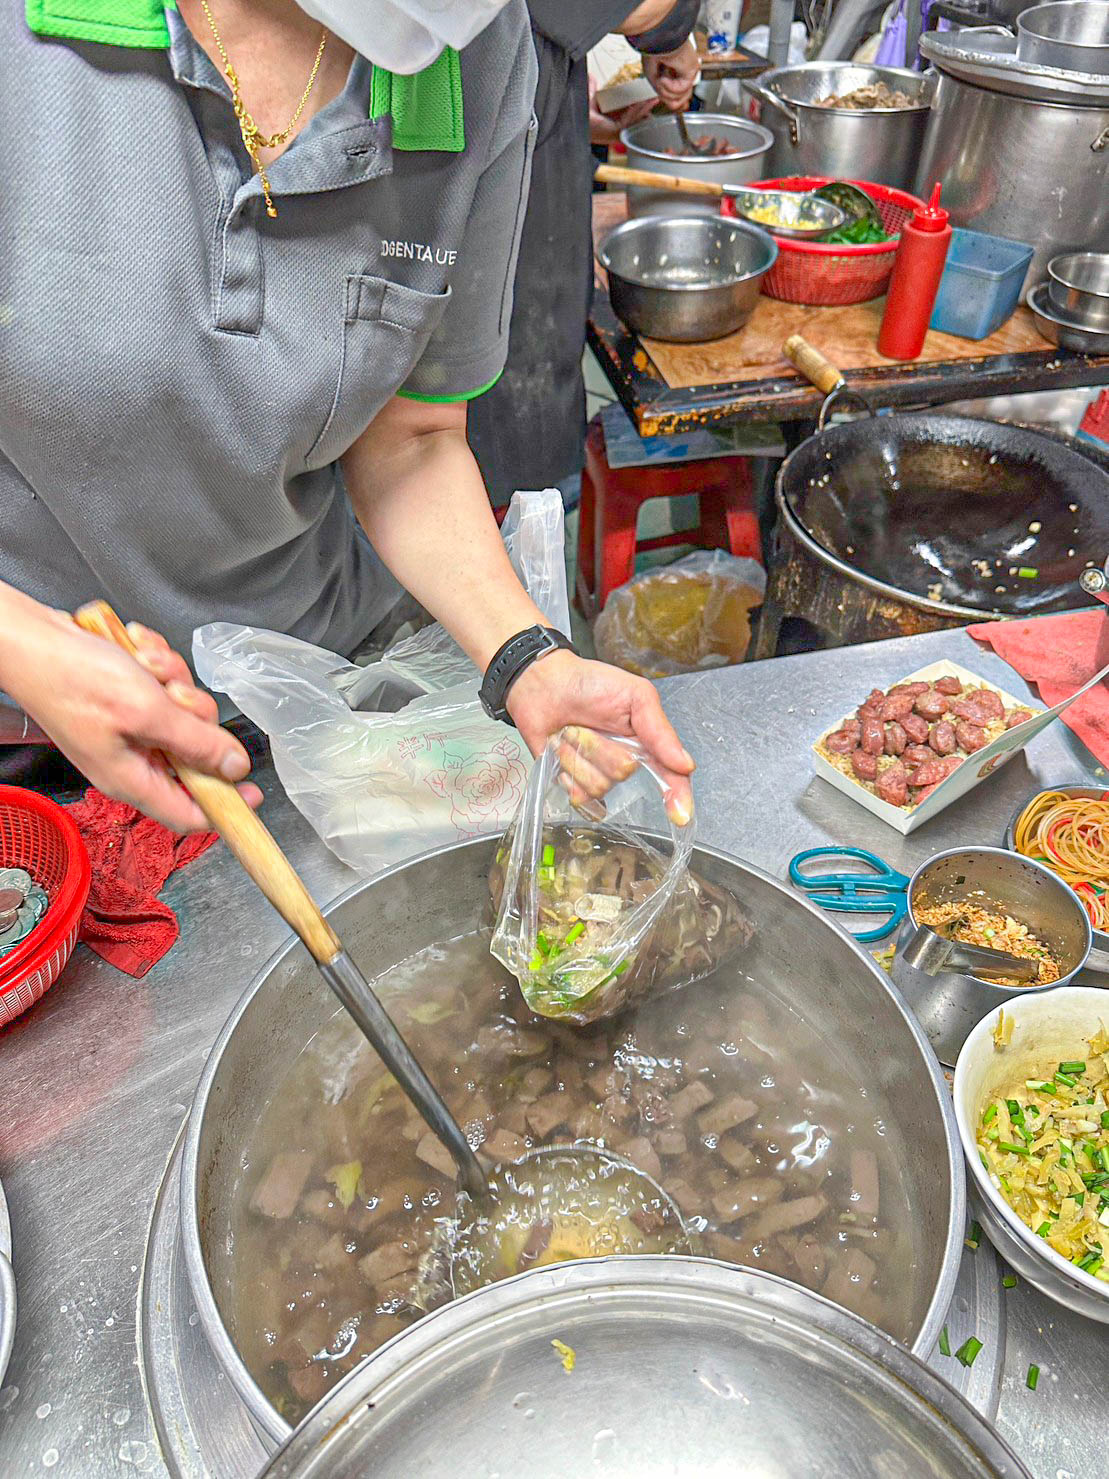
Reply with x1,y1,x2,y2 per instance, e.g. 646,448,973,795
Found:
478,624,578,725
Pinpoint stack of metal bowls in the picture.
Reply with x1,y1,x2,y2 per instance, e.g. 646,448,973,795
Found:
1028,251,1109,352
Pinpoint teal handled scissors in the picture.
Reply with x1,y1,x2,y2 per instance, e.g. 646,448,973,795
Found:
788,847,910,943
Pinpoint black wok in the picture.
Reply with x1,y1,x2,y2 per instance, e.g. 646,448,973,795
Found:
777,337,1109,621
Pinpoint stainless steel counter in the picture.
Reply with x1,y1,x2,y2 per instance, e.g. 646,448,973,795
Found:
0,627,1104,1477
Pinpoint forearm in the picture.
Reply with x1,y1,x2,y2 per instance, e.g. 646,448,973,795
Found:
625,0,698,50
342,403,549,671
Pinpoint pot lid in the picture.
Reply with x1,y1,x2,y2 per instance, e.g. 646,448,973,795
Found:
921,27,1109,103
258,1258,1029,1479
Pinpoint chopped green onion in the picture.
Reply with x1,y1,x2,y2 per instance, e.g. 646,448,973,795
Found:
1027,1104,1039,1116
1035,1220,1053,1237
1017,567,1039,580
541,843,555,868
938,1325,951,1357
1058,1061,1086,1076
528,951,543,971
978,1150,990,1172
1055,1072,1078,1088
1076,1251,1103,1275
1014,1122,1034,1145
1027,1081,1056,1094
998,1140,1032,1156
536,932,552,957
1071,1191,1085,1209
1026,1364,1039,1390
564,921,584,946
1002,1273,1018,1289
1006,1098,1022,1119
1100,1110,1109,1130
982,1103,998,1126
965,1221,982,1251
955,1336,983,1368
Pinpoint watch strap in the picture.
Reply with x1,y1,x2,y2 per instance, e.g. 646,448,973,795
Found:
479,625,578,725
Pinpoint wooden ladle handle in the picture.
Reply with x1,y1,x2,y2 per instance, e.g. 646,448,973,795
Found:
783,334,845,395
594,163,726,198
73,600,341,966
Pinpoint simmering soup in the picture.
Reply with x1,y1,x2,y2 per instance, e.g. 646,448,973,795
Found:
228,931,922,1423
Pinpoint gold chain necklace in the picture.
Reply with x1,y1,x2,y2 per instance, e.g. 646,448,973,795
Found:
198,0,328,218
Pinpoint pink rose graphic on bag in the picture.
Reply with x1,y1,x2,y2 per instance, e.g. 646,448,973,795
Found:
424,738,528,838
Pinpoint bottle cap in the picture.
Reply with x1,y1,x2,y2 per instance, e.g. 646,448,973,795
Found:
912,182,949,234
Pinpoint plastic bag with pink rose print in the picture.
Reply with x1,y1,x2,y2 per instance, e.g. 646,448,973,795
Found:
192,489,570,879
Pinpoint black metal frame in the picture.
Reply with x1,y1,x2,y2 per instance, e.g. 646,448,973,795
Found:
586,287,1109,437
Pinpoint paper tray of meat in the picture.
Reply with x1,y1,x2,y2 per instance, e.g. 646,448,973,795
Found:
811,659,1067,835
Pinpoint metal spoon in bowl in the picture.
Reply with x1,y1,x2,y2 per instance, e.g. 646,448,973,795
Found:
674,112,714,156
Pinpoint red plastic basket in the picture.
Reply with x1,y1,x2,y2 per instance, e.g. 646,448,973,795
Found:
0,786,91,1025
722,176,925,306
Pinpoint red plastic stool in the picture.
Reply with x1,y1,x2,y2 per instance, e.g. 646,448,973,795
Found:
576,414,762,617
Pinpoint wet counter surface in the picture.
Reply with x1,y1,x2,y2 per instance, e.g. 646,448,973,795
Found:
0,626,1103,1476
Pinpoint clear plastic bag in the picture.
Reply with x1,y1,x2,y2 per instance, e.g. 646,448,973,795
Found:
192,489,569,878
593,551,766,679
489,729,751,1024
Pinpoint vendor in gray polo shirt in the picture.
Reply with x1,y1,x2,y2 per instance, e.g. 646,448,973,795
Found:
0,0,693,832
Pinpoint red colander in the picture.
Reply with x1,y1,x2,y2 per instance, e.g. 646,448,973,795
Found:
0,786,91,1026
722,177,924,306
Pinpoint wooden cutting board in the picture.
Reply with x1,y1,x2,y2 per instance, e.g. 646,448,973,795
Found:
592,191,1052,392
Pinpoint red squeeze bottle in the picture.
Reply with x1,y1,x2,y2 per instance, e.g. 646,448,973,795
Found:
877,182,952,361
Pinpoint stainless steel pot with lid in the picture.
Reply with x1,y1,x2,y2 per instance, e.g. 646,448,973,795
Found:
742,62,933,191
256,1259,1030,1479
181,836,965,1448
917,29,1109,290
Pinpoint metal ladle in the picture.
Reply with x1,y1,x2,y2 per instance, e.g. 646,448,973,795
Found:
74,601,490,1201
674,111,713,156
594,164,848,239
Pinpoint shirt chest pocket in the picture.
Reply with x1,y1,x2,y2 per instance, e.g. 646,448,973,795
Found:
306,274,451,470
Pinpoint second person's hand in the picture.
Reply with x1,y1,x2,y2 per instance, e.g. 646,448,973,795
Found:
643,38,700,114
0,587,261,832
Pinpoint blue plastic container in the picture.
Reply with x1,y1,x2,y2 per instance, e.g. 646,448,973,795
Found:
929,228,1035,340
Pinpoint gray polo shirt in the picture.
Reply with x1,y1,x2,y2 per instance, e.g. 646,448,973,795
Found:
0,1,537,663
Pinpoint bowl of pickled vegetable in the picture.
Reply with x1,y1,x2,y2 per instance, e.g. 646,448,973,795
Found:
954,987,1109,1322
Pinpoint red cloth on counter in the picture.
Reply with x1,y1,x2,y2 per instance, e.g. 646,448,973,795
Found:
968,609,1109,769
65,789,218,977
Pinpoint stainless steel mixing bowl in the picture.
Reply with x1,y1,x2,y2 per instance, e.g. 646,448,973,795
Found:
620,112,774,219
181,836,965,1448
598,214,777,342
892,846,1094,1067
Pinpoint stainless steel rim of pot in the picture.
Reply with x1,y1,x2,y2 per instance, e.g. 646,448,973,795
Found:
904,845,1094,989
748,62,934,115
618,111,776,164
597,215,778,291
179,835,967,1447
255,1259,1032,1479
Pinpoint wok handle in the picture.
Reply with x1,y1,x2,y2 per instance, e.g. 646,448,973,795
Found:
594,164,725,198
783,334,845,395
72,600,342,967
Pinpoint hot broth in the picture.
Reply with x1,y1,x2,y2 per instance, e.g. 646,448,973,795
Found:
228,930,922,1423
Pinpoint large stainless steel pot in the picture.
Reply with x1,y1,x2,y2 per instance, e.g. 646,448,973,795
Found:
257,1260,1028,1479
918,32,1109,290
181,836,965,1448
620,113,774,219
742,63,933,190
